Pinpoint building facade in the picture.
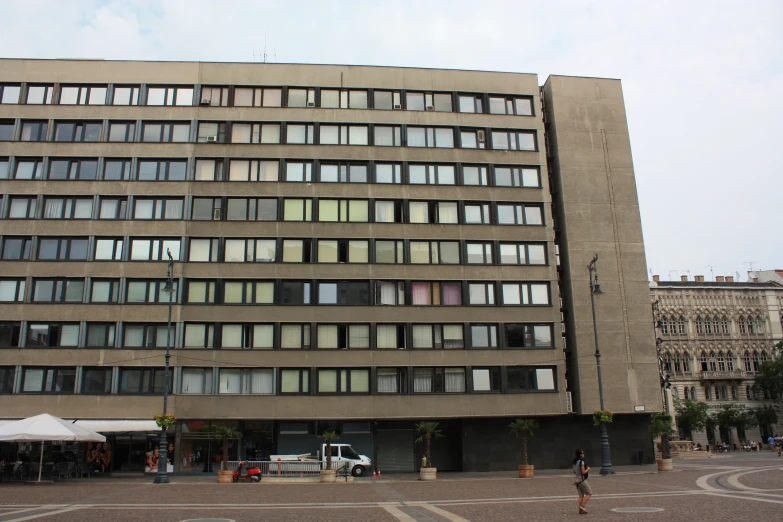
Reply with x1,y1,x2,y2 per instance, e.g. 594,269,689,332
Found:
650,276,783,446
0,59,659,473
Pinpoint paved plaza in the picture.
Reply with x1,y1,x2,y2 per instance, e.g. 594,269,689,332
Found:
0,452,782,521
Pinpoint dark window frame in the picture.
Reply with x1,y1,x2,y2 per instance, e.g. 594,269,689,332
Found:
48,158,99,180
36,237,89,261
20,367,76,393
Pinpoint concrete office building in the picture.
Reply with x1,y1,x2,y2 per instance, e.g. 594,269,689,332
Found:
0,59,660,473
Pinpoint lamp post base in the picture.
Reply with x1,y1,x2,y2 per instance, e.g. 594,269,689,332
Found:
153,474,169,484
599,423,615,475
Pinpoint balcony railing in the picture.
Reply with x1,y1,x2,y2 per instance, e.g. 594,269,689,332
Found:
700,370,746,380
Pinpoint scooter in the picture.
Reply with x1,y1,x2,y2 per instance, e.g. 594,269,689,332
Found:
233,461,262,482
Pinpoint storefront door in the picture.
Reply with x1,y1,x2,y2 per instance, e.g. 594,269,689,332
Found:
113,436,150,472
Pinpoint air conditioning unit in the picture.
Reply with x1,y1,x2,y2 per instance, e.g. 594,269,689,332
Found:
206,136,218,143
212,208,221,220
306,101,315,107
393,103,402,110
425,105,434,111
477,130,485,142
200,98,211,106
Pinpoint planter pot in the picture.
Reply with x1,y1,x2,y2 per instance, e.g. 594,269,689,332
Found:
657,458,673,472
517,464,535,478
419,467,437,481
217,470,233,483
320,469,337,483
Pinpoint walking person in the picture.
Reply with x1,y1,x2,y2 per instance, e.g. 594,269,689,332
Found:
574,449,592,514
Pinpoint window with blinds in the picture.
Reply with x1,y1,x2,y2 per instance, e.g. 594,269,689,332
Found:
316,325,370,349
218,368,274,394
376,325,406,349
181,368,213,394
221,324,274,350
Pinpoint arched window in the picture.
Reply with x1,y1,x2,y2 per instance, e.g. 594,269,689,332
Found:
731,386,737,400
697,316,705,335
705,315,713,334
726,351,735,371
660,315,669,335
760,351,768,363
708,351,717,371
744,351,752,372
690,386,696,399
715,385,721,400
700,351,708,372
717,352,726,372
672,387,679,399
747,317,755,334
673,352,682,372
705,386,712,400
739,316,747,335
746,385,752,399
682,352,691,373
679,316,687,335
756,317,765,334
712,316,720,333
684,387,690,400
663,352,672,372
721,316,729,334
720,385,728,400
752,351,760,372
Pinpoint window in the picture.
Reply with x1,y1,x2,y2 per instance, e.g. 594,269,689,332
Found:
412,324,464,349
223,281,275,304
375,240,404,264
0,120,13,141
94,197,127,221
129,238,181,261
138,160,187,181
407,127,454,148
0,367,13,393
497,203,543,225
460,129,486,149
0,279,25,303
218,369,274,394
0,322,22,348
316,325,370,349
408,201,457,224
281,239,312,263
221,324,274,350
287,88,316,107
0,84,21,104
462,165,489,186
318,199,369,222
464,203,492,224
48,158,99,180
192,198,222,220
195,159,225,181
413,368,465,393
0,157,9,178
409,241,460,264
20,121,47,141
283,199,312,221
224,238,276,263
488,96,534,116
1,237,32,260
499,243,547,265
22,367,76,393
90,279,120,303
228,159,278,181
186,281,216,304
317,240,369,263
471,367,501,392
78,368,111,394
375,281,406,305
181,368,213,394
126,280,178,303
187,238,219,262
26,85,54,105
505,324,554,348
466,242,493,264
37,238,88,260
458,94,483,113
374,125,402,146
470,325,498,349
494,166,540,187
14,159,44,180
506,367,556,391
223,198,277,222
376,368,408,393
26,323,80,347
59,85,107,105
491,130,536,151
280,368,310,393
200,86,229,107
501,283,550,305
321,89,369,109
233,87,281,107
317,281,370,305
411,282,462,306
100,121,134,143
230,123,281,144
94,238,124,260
374,90,401,110
54,121,102,142
280,325,311,349
183,323,215,348
146,86,193,106
721,316,730,334
132,198,184,219
319,125,369,145
375,163,402,184
705,386,712,400
408,164,455,185
85,323,116,347
141,122,190,143
8,197,37,219
286,124,315,144
284,161,313,182
32,278,84,302
468,283,495,305
43,197,93,219
103,159,132,181
122,324,170,348
406,92,452,112
118,368,168,394
375,200,402,223
317,368,370,394
280,282,312,305
112,85,140,105
320,163,368,183
376,325,406,349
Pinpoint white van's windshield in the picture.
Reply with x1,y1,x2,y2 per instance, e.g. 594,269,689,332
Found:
341,446,360,459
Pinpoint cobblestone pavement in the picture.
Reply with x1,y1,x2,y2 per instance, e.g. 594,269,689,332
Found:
0,453,781,521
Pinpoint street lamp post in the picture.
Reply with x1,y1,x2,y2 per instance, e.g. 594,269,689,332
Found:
588,254,615,475
154,249,176,484
652,300,672,460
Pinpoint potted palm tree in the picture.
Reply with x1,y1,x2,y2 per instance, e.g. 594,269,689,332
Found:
319,430,340,483
650,412,674,471
509,418,538,478
415,421,443,481
211,424,242,483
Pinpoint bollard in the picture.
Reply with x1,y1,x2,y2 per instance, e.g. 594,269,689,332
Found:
277,458,281,477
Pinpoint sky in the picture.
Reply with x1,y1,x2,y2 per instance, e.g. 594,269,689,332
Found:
1,0,781,282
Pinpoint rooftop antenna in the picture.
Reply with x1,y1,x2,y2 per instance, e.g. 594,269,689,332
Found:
705,265,718,281
667,270,678,281
252,26,276,63
743,260,758,272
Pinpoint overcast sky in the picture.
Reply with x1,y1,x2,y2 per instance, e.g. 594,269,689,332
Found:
2,0,781,281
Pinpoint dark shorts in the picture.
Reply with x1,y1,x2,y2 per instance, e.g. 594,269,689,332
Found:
576,480,592,496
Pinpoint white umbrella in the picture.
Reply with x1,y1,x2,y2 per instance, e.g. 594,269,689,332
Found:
0,414,105,482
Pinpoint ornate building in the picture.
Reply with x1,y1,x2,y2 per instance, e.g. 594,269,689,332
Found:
650,275,783,446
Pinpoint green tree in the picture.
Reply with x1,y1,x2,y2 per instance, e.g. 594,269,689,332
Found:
650,412,675,459
319,430,340,470
754,340,783,400
714,404,758,441
674,400,709,439
211,424,242,471
752,404,779,436
508,418,538,466
415,421,444,468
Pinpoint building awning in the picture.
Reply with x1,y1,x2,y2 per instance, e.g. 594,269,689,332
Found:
72,420,160,433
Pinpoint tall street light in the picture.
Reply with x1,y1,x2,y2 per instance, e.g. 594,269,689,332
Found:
154,249,175,484
588,254,615,475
